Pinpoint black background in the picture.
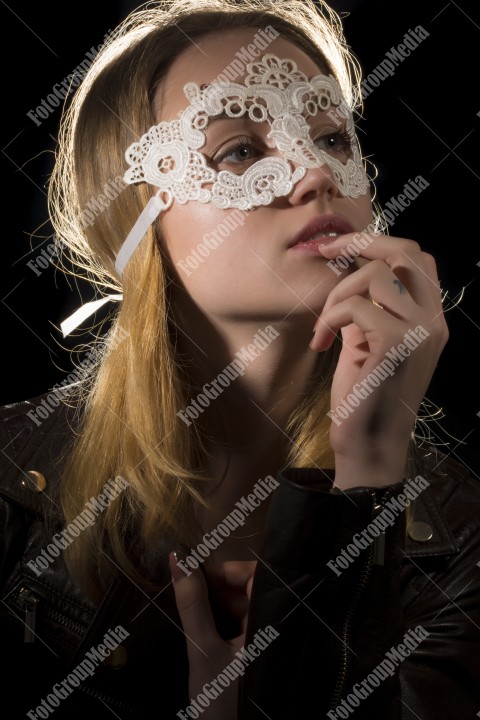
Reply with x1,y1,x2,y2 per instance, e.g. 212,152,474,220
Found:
1,0,478,475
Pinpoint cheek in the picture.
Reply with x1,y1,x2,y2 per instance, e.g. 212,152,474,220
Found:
159,203,204,264
158,203,256,294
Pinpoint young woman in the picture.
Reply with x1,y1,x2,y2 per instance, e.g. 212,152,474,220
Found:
1,1,478,718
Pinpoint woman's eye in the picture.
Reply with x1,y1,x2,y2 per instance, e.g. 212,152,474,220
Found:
215,139,260,166
314,130,354,159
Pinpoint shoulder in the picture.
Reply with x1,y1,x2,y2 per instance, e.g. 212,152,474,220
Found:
411,444,480,552
401,445,480,611
0,388,82,517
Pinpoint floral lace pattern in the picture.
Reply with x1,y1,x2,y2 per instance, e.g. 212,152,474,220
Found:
124,53,369,210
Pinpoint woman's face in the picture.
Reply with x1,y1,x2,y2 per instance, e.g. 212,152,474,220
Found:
155,28,373,324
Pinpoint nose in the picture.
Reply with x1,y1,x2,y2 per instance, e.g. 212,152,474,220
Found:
287,161,342,207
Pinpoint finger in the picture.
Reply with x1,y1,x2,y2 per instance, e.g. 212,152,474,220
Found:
418,252,447,322
317,234,437,309
318,258,417,323
169,551,219,654
419,253,449,351
246,573,254,604
311,295,400,352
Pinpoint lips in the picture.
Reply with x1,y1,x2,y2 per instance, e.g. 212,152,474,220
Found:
288,214,355,249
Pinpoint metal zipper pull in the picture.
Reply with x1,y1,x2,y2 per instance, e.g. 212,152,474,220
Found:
16,586,38,643
372,496,385,566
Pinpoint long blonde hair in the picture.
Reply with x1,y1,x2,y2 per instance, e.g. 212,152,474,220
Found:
51,0,373,598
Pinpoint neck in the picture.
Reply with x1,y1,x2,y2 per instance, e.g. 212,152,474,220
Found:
172,298,332,544
174,304,321,445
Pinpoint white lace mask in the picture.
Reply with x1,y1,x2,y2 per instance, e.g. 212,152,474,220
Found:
115,53,369,274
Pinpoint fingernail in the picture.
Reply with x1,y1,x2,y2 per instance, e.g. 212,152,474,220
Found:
316,242,338,253
169,550,188,581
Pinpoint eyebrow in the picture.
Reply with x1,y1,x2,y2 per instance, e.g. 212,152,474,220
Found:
163,108,252,127
199,112,259,144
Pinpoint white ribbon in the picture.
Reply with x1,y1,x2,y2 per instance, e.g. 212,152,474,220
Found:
115,193,168,275
60,192,169,337
60,294,123,337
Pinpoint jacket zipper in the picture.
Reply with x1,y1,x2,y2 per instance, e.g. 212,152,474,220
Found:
14,586,38,643
329,488,393,710
11,585,86,642
10,587,139,716
77,684,139,716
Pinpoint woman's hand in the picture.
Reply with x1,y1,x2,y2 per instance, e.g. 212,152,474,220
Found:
310,234,448,490
169,552,253,720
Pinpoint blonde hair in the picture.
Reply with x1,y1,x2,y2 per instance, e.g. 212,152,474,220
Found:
51,0,375,598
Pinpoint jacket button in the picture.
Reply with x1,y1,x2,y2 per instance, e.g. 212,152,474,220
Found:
407,521,433,542
23,470,47,493
104,645,128,669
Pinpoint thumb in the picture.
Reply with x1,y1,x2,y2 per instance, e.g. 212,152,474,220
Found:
169,550,219,654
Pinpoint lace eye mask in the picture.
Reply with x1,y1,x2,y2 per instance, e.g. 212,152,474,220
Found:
115,53,369,274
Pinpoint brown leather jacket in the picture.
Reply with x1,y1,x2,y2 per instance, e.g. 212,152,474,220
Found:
1,393,479,719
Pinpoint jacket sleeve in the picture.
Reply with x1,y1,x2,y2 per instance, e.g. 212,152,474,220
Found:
238,467,408,720
0,401,37,575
